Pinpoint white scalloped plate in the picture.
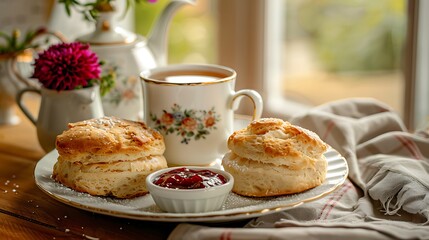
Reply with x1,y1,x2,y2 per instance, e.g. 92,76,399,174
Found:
34,147,348,222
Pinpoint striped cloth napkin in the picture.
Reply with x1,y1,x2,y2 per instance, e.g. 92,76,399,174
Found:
168,98,429,240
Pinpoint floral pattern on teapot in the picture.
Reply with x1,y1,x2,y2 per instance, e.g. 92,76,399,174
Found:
150,104,220,144
101,61,140,106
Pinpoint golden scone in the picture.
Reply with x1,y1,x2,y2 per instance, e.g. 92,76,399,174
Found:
56,116,165,164
222,118,328,197
52,116,167,199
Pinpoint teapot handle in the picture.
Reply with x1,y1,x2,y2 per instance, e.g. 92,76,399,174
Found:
11,30,67,88
16,88,41,125
147,0,196,66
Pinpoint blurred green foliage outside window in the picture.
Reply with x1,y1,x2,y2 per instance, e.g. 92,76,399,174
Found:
288,0,406,72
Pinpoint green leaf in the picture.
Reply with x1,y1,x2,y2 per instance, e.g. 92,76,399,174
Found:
187,132,194,137
99,72,116,96
199,130,208,135
0,28,45,53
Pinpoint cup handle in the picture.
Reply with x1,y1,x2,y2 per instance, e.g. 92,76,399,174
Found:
231,89,263,120
16,88,40,125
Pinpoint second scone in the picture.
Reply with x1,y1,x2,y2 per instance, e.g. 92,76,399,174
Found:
222,118,328,197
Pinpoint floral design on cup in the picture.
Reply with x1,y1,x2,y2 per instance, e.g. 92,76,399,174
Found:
150,104,220,144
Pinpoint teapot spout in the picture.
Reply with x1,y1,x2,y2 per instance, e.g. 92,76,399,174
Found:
147,0,196,66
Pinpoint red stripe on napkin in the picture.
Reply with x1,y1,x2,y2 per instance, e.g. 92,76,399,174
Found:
220,231,232,240
319,181,353,220
395,135,423,160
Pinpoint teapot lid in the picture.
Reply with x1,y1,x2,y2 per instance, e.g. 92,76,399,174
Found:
76,12,140,46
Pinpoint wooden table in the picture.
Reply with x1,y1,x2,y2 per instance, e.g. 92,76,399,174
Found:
0,102,247,239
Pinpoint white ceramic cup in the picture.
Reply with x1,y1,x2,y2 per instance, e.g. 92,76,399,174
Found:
141,64,263,166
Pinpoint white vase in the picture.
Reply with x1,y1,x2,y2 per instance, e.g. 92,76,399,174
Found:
0,53,39,125
17,85,104,152
0,31,66,126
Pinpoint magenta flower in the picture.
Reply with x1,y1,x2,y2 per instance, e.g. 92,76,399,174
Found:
32,42,101,91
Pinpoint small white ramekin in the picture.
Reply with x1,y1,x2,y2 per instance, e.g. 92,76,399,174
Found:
146,166,234,213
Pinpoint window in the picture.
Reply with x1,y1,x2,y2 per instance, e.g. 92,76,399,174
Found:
281,0,406,116
410,0,429,131
216,0,426,130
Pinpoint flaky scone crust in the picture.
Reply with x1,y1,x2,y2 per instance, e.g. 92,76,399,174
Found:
56,116,165,163
227,118,328,169
222,118,329,197
222,152,327,197
52,155,168,199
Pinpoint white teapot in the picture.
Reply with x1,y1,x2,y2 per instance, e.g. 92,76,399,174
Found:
76,0,195,121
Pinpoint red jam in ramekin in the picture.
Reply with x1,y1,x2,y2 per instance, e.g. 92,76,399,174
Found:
153,167,227,189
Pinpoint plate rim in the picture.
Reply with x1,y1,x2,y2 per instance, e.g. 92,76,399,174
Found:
34,148,349,222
